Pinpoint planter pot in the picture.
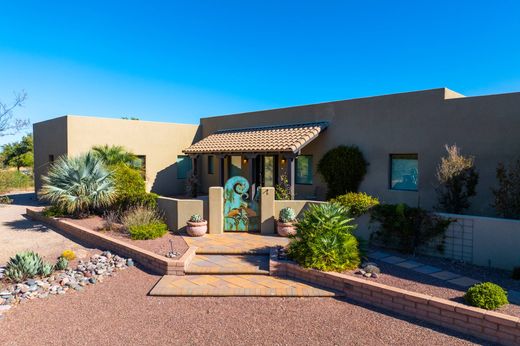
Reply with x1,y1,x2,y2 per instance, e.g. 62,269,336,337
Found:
277,221,296,237
186,220,207,237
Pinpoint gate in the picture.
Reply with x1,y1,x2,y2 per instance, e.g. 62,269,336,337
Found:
223,176,259,232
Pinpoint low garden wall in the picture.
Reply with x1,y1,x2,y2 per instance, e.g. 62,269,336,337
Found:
269,250,520,345
26,208,197,276
158,196,207,233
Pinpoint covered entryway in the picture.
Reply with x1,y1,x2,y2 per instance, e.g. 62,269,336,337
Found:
183,122,328,199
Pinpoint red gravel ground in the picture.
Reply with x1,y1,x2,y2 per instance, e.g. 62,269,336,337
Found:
66,216,189,257
0,266,487,346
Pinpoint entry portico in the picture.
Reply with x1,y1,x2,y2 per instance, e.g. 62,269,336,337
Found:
183,122,328,199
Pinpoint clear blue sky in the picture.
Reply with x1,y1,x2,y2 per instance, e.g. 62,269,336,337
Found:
1,1,519,145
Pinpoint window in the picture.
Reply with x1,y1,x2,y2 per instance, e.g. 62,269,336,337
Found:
229,156,242,177
208,155,215,174
390,154,418,191
263,156,275,187
295,155,313,185
177,155,192,179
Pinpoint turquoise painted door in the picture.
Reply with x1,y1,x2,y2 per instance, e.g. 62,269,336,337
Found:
223,176,259,232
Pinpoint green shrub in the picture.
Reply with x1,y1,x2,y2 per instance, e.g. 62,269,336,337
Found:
121,206,162,229
0,170,33,194
42,205,66,217
4,251,44,282
492,159,520,219
287,203,360,272
128,221,168,240
435,145,479,214
331,192,379,218
91,145,142,169
278,207,296,223
111,163,158,210
275,174,292,200
39,152,115,217
317,145,368,199
370,203,452,254
464,282,508,310
55,256,69,271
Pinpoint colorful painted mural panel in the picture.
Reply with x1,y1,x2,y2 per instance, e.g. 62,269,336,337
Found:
223,176,259,232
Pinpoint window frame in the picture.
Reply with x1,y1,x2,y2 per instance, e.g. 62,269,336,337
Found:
208,155,215,175
295,155,313,185
176,155,192,180
389,153,419,192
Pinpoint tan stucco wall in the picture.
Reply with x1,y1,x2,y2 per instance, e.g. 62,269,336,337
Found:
34,115,200,196
198,88,520,216
157,196,206,232
33,116,68,193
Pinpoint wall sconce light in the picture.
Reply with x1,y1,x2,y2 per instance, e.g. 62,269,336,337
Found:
243,158,248,164
281,158,286,164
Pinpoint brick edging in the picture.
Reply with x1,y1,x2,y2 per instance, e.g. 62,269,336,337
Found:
269,248,520,345
26,208,196,276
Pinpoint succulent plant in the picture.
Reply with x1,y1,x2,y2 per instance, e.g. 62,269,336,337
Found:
39,262,54,277
55,256,69,271
61,250,76,261
189,214,204,222
4,251,44,282
279,207,296,223
362,263,381,274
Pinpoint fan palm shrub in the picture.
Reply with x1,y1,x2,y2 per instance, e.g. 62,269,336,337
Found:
39,152,115,217
287,202,360,271
92,144,142,169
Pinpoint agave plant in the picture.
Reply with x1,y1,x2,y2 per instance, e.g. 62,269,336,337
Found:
39,262,54,277
4,251,44,282
39,152,116,217
91,145,141,169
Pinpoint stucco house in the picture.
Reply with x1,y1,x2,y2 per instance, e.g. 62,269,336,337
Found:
34,88,520,216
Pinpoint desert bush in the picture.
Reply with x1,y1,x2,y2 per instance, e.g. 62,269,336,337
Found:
370,203,452,254
4,251,54,282
435,145,479,214
0,195,13,204
42,205,66,217
111,163,158,211
464,282,508,310
278,207,296,223
101,210,120,232
39,152,115,217
287,203,360,271
128,221,168,240
275,174,292,200
0,170,33,194
317,145,368,199
492,159,520,219
331,192,379,218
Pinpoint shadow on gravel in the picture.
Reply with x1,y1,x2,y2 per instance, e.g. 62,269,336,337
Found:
335,296,493,345
5,192,45,207
2,218,51,233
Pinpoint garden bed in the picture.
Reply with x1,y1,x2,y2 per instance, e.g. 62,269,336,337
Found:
64,216,189,259
345,250,520,318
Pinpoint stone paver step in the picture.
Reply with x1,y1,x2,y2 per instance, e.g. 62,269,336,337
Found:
186,255,269,275
184,233,289,255
149,275,344,297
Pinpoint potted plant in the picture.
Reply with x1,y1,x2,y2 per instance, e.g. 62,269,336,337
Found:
186,214,207,237
277,207,297,237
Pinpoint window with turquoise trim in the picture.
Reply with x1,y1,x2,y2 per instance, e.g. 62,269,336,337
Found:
296,155,313,185
177,155,192,179
208,155,214,174
390,154,418,191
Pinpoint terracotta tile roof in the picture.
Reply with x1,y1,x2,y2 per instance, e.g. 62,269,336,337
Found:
183,122,328,154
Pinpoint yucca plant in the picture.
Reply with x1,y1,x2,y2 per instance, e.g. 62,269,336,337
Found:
39,152,116,217
4,251,44,282
91,145,142,169
288,203,360,271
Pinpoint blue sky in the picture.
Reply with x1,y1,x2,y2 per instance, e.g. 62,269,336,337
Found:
0,1,519,145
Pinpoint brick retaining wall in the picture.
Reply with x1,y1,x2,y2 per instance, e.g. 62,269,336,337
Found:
269,249,520,346
26,208,196,276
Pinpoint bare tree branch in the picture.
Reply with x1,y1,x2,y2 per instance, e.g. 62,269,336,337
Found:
0,91,30,137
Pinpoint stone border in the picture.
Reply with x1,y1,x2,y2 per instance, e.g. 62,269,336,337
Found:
26,208,197,276
269,249,520,346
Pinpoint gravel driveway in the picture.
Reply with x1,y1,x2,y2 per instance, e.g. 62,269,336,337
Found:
0,192,90,265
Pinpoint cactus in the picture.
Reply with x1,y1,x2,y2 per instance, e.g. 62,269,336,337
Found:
40,262,54,277
189,214,204,222
55,256,69,270
4,251,44,282
279,207,296,223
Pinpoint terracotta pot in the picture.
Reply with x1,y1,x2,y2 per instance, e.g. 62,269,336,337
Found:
277,221,297,237
186,220,207,237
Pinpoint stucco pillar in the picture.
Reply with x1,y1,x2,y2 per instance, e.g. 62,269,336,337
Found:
260,187,275,234
208,187,224,234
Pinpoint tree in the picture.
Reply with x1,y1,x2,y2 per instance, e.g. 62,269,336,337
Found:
1,134,33,170
435,145,479,214
0,91,29,137
91,145,141,169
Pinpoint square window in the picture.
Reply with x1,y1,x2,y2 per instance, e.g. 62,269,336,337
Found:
390,154,418,191
295,155,313,185
177,155,192,179
208,155,215,174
